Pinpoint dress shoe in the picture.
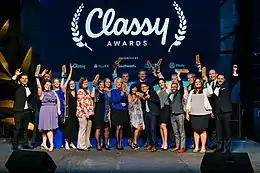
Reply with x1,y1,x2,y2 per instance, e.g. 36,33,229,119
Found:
209,145,217,150
150,146,157,152
213,148,224,153
177,148,186,153
171,147,179,152
144,146,152,150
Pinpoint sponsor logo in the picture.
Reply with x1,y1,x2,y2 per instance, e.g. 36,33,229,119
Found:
118,64,136,68
72,63,86,69
169,62,186,69
94,64,110,68
70,1,187,52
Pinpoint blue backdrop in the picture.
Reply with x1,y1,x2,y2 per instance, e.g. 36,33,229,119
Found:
40,0,219,80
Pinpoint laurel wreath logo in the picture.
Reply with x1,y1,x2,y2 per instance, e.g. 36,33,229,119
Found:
71,3,93,51
168,1,187,52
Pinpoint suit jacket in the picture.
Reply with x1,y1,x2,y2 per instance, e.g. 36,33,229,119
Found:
212,81,232,114
11,79,34,112
141,90,161,116
135,76,159,92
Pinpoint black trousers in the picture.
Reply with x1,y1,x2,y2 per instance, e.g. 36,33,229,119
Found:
12,110,31,145
208,117,217,146
216,112,232,151
144,112,157,146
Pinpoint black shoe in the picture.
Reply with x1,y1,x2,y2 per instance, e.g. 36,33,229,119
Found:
23,142,34,149
104,145,111,150
77,148,88,151
132,143,139,150
97,145,102,151
116,147,124,150
209,145,217,150
12,144,18,150
214,148,224,153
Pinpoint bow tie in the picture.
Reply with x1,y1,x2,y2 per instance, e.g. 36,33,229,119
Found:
22,85,28,87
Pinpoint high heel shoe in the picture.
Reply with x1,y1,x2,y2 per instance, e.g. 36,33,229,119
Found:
70,143,77,149
97,145,102,151
104,145,111,150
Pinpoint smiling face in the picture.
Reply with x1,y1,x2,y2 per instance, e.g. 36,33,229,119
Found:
98,81,104,91
104,79,111,88
194,79,202,89
141,83,149,93
209,69,217,81
138,71,146,81
81,80,88,89
187,74,195,84
44,74,51,82
122,73,129,83
171,83,178,92
44,81,52,91
69,80,75,90
20,74,28,86
131,86,137,94
159,79,166,89
53,79,60,88
171,75,178,84
115,78,122,89
217,74,225,85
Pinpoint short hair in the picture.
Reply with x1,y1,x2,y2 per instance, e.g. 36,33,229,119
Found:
171,74,178,78
187,73,195,77
20,73,28,77
140,82,148,87
158,78,166,83
139,69,146,74
122,72,129,76
209,69,217,73
97,79,104,85
115,77,123,84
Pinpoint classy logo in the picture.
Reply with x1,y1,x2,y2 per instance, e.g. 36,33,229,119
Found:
70,1,187,52
72,63,86,69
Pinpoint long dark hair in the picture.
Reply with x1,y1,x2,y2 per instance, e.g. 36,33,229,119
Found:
129,84,138,95
192,78,204,94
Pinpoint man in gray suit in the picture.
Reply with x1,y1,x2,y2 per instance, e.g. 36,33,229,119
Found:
169,83,187,153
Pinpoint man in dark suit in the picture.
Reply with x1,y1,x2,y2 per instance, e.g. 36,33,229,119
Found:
135,69,161,92
11,69,34,150
207,69,218,149
213,74,233,153
140,82,161,152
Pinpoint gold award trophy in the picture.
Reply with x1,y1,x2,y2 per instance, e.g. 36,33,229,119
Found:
112,58,122,68
195,54,202,72
155,57,163,71
146,60,155,72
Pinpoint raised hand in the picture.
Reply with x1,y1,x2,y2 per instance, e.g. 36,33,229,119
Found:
233,64,238,76
35,64,41,77
61,65,66,77
41,69,48,77
15,68,22,76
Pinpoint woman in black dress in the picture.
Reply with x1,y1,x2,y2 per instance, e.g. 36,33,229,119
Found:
91,80,110,151
63,80,78,150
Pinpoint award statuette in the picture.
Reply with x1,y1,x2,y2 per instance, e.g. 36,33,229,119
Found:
202,66,207,78
35,64,41,77
61,65,67,78
146,60,155,72
195,54,202,72
155,57,163,71
92,74,100,87
112,58,122,68
175,69,189,74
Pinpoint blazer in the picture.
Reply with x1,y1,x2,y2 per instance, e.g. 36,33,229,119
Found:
141,90,161,116
212,81,233,114
11,79,34,112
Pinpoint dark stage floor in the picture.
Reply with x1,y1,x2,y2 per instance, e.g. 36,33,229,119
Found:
0,139,260,173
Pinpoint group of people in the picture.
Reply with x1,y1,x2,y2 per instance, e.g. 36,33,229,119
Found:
10,61,239,154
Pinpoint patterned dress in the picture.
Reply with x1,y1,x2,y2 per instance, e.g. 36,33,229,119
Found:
38,91,59,131
76,89,94,117
128,95,145,129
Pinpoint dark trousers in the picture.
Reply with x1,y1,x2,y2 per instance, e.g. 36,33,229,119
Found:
216,112,232,151
31,107,40,143
144,112,157,146
208,117,217,146
12,110,31,145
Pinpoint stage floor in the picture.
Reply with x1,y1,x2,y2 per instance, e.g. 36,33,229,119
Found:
0,139,260,173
